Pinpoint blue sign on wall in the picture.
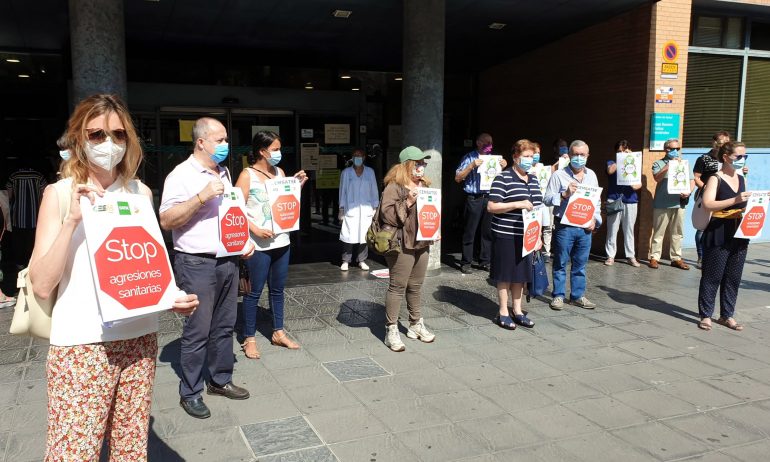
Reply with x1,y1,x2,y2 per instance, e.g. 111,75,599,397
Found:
650,113,681,151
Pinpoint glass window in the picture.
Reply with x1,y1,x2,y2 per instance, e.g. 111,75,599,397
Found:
724,17,744,49
750,21,770,51
683,54,741,147
691,16,744,49
742,58,770,146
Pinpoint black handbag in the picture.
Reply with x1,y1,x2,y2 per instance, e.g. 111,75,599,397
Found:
606,199,624,215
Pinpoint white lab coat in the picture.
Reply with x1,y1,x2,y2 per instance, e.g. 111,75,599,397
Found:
339,166,379,243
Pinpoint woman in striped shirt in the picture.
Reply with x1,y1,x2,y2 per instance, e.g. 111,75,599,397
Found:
487,139,543,329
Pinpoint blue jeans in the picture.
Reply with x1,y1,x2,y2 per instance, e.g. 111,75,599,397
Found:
242,246,290,337
551,224,592,300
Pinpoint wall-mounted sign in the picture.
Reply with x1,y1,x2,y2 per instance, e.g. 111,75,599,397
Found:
662,41,679,63
661,63,678,79
359,125,367,134
178,120,195,142
300,143,320,170
301,128,314,138
324,124,350,144
655,86,674,104
650,113,681,151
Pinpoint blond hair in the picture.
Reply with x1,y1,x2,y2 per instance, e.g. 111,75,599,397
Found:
383,160,432,187
60,94,142,186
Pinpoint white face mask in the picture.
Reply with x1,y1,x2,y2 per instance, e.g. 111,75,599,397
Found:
86,137,126,171
412,164,426,178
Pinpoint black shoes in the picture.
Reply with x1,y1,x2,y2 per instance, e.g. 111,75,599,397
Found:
207,382,250,400
477,263,491,272
180,398,211,419
460,264,472,274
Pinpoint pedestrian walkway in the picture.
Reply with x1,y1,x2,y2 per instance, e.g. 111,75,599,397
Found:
2,245,770,461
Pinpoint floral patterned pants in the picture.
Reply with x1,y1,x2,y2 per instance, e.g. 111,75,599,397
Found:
45,333,157,462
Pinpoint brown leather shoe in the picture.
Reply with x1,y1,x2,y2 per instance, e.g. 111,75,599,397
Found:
671,259,690,270
648,258,659,269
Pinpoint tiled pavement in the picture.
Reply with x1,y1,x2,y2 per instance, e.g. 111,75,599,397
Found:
3,244,770,461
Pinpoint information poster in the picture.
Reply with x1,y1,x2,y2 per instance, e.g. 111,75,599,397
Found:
265,178,301,233
560,184,603,228
650,113,680,151
522,205,544,257
666,159,691,194
178,120,195,142
616,151,643,186
316,169,341,189
478,155,502,191
81,192,177,323
734,191,769,240
319,155,338,169
416,188,441,241
216,187,250,257
324,124,350,144
300,143,320,170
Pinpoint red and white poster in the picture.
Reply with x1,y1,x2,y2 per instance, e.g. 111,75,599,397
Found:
522,205,544,257
560,184,603,228
416,187,441,241
734,191,770,240
217,187,250,257
266,177,301,233
81,192,177,323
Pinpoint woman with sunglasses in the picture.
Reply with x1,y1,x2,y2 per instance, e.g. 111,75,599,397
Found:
697,141,751,332
29,94,199,461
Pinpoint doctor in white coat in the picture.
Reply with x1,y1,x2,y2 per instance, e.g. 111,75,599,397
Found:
339,148,379,270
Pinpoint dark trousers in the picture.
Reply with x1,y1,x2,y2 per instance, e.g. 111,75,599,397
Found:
321,189,339,224
461,194,492,265
698,238,748,320
174,253,238,400
12,227,35,267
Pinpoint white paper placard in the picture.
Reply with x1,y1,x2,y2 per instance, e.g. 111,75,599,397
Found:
667,159,691,194
324,124,350,144
265,177,301,233
734,191,770,240
616,151,643,186
216,187,250,257
416,187,441,241
560,184,603,228
522,205,544,257
478,155,502,191
532,164,551,195
81,192,177,323
558,156,570,170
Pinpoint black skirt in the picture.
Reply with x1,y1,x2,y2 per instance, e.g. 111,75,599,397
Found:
490,234,532,284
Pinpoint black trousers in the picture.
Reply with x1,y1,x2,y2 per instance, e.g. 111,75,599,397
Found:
12,227,35,267
461,194,492,265
698,238,748,320
321,189,339,224
174,252,239,400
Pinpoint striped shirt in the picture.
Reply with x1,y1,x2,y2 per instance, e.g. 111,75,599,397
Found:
5,169,47,228
489,168,543,238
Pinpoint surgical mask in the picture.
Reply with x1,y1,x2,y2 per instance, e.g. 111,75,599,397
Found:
559,146,569,155
210,143,229,164
59,149,71,161
666,149,679,159
731,157,746,169
412,164,425,178
267,149,282,166
86,137,126,171
532,153,541,164
570,155,586,170
518,157,534,172
482,144,493,154
353,157,364,167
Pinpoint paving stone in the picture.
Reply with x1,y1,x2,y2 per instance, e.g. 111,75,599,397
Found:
322,357,389,382
397,368,469,395
578,346,643,367
615,322,667,339
475,382,556,412
720,439,770,462
713,403,770,436
0,382,19,407
223,390,300,426
366,398,449,432
329,432,417,462
242,416,322,457
366,350,436,375
611,421,706,460
690,349,768,374
271,365,337,390
613,388,697,419
0,363,25,383
15,379,46,404
554,432,652,462
9,402,46,433
665,412,765,449
655,356,731,379
563,396,651,429
291,327,349,347
702,373,770,401
258,446,338,462
612,360,690,386
152,395,234,439
343,376,418,405
490,357,562,382
306,405,388,444
442,363,515,389
421,389,502,422
582,311,637,325
0,348,27,365
492,442,575,462
394,423,488,462
656,380,744,410
580,325,641,344
615,339,685,360
569,367,649,395
514,404,600,439
4,429,46,461
535,350,604,373
286,382,361,414
457,413,544,451
151,426,254,462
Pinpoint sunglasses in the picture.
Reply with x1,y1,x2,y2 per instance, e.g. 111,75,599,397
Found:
732,155,747,160
86,128,127,144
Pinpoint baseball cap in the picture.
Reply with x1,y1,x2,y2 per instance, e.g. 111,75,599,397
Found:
399,146,431,163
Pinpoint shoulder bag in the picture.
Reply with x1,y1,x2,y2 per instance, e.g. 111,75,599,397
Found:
692,175,721,231
366,192,401,256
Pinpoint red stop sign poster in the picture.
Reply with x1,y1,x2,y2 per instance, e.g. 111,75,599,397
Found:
417,188,441,241
560,185,602,228
523,220,541,256
217,188,250,256
266,178,302,233
419,204,440,239
82,192,178,323
735,192,769,240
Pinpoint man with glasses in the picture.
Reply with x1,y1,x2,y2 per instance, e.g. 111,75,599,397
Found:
649,138,693,270
544,140,601,310
160,117,254,419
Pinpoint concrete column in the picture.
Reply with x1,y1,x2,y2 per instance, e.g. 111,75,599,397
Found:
402,0,445,274
69,0,128,103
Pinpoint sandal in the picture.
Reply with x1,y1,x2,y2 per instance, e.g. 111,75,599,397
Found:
0,294,16,308
241,338,261,359
716,317,744,331
513,314,535,328
271,330,300,349
697,318,712,331
494,315,516,330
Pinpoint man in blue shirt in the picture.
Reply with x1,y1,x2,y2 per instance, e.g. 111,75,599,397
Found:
455,133,506,273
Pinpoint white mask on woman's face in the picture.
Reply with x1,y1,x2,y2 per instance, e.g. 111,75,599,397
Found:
86,137,126,171
412,164,426,178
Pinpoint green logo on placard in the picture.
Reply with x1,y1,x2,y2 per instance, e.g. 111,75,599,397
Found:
583,191,591,197
284,185,291,192
230,192,237,200
117,201,131,215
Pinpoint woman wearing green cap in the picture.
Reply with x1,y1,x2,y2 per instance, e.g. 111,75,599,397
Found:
378,146,436,352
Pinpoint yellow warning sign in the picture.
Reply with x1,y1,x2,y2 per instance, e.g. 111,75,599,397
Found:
662,63,678,74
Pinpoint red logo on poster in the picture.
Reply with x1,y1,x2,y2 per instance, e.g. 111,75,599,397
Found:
271,195,300,230
419,204,440,239
523,220,541,253
565,198,594,226
740,206,766,238
220,206,249,253
94,226,172,309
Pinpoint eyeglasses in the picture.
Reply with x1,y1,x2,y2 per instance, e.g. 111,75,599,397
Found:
86,128,127,144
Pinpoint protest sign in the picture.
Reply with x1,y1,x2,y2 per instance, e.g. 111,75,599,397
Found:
417,188,441,241
734,191,770,240
266,177,301,233
561,184,603,228
217,187,249,257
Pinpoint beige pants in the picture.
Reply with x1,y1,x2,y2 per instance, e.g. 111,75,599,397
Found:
649,208,685,261
385,247,429,325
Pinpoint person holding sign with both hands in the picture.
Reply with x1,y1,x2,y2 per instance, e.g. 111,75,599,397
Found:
235,131,308,359
31,94,200,460
487,139,542,329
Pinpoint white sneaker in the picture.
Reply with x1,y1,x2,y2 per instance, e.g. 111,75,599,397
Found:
340,262,349,271
359,261,369,271
384,324,405,352
406,318,435,343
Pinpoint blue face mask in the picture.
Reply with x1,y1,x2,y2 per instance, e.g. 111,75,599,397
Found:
353,157,364,167
267,150,282,166
210,143,229,164
532,153,541,164
59,149,71,161
731,157,746,169
559,146,569,156
518,157,534,172
666,149,679,159
570,155,586,170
